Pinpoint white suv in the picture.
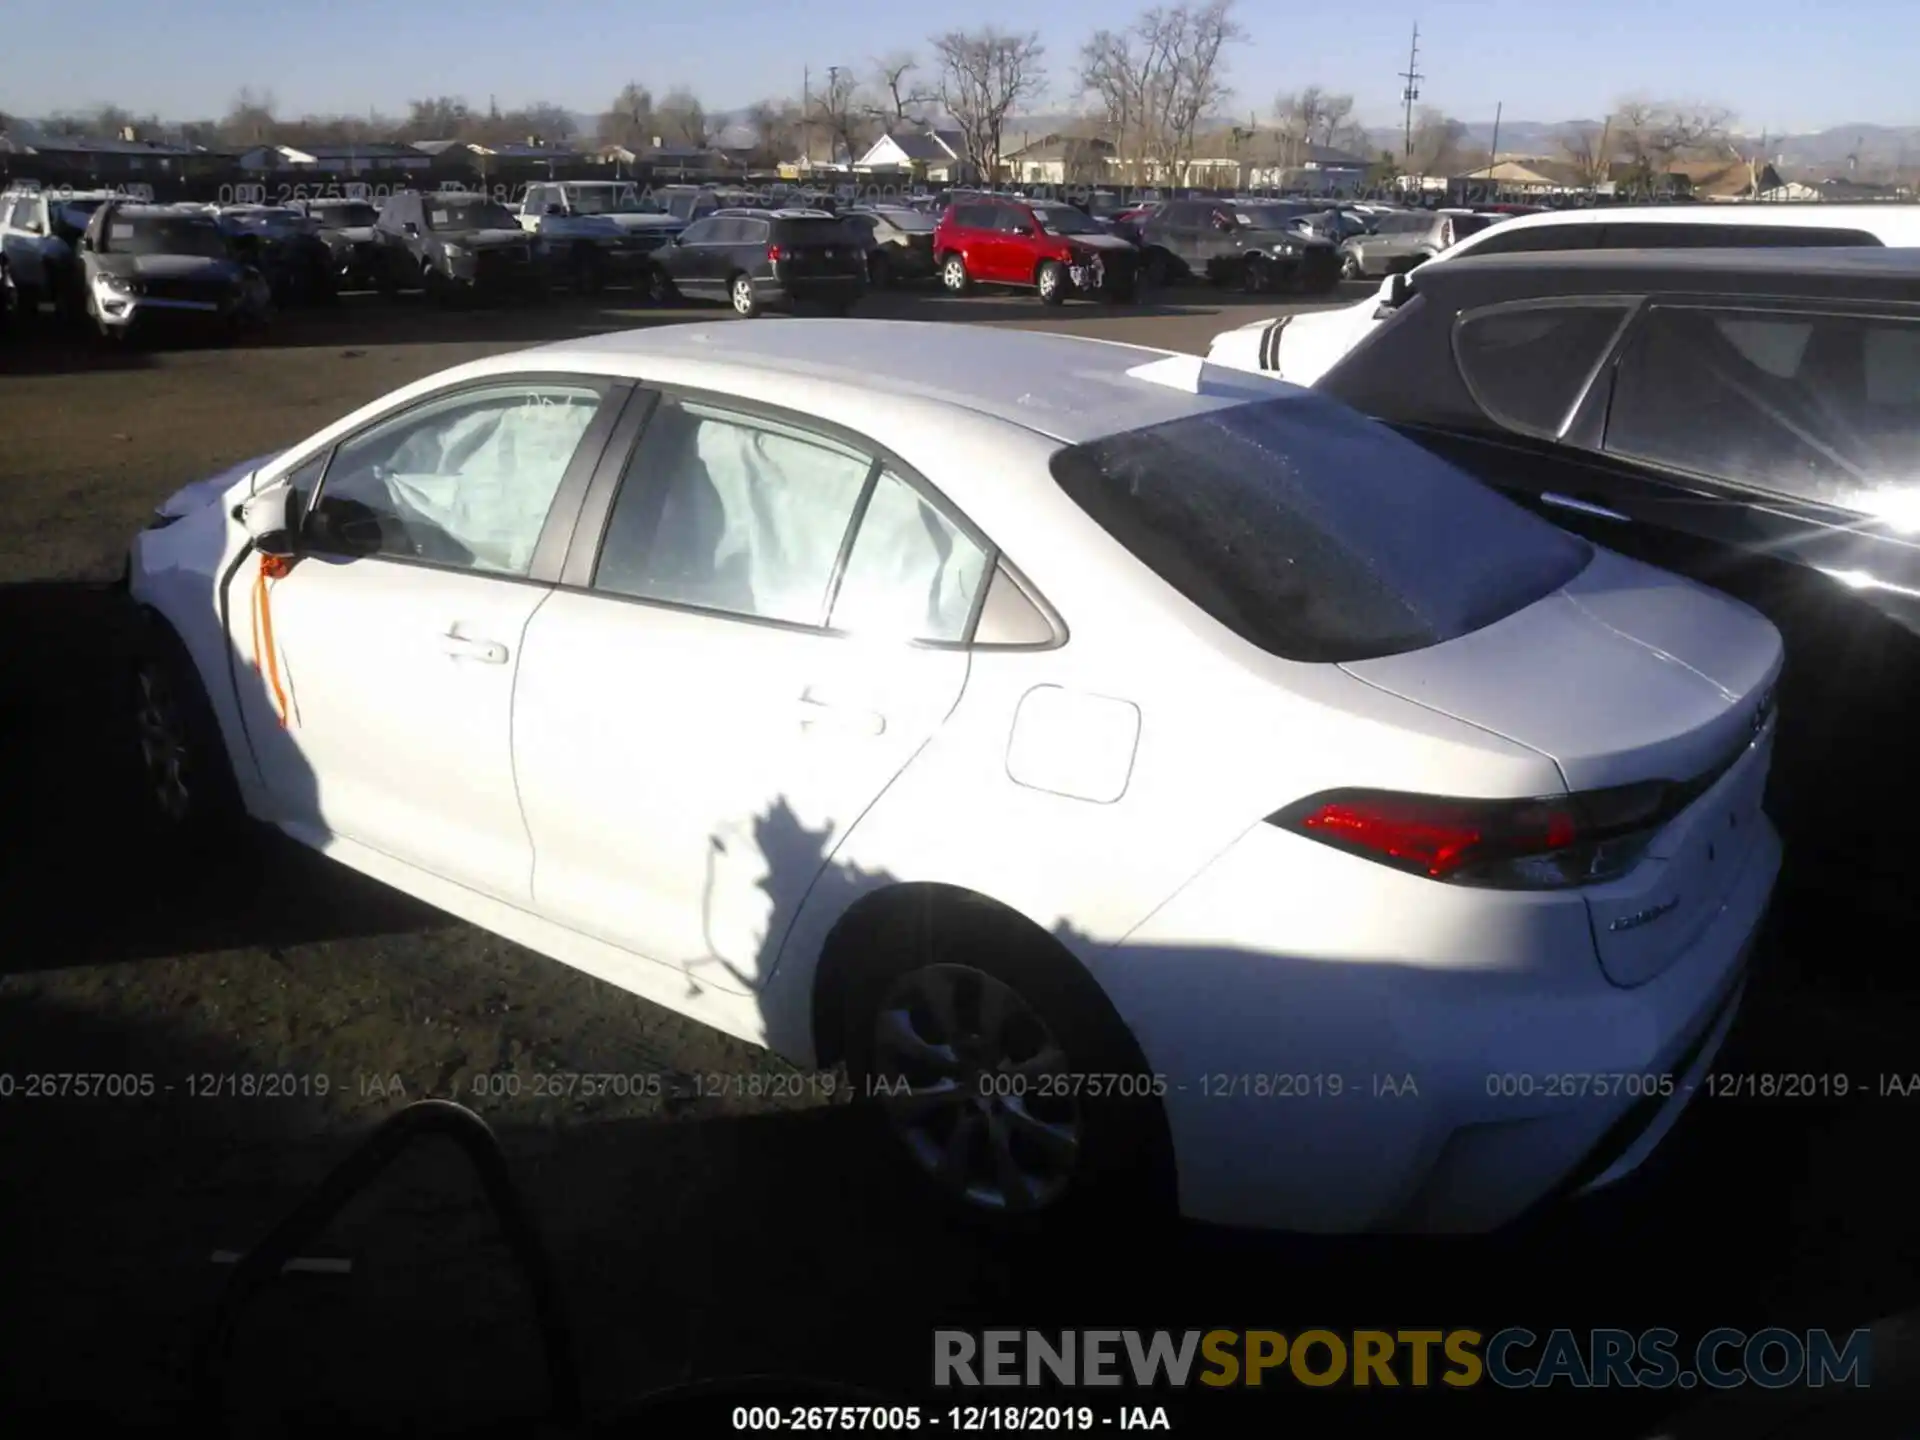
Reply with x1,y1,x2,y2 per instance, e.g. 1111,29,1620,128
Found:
1,185,125,319
1209,203,1920,386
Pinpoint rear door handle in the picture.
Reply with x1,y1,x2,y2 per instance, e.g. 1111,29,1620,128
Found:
1540,492,1631,523
793,696,885,736
442,633,508,664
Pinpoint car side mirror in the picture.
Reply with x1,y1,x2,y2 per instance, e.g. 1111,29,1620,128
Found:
236,482,298,558
1375,272,1412,317
403,221,420,237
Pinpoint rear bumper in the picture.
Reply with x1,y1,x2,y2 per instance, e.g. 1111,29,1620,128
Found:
1096,812,1781,1234
755,276,867,308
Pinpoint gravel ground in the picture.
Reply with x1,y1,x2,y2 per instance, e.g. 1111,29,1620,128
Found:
3,286,1917,1437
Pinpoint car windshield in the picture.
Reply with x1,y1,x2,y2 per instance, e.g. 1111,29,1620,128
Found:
1050,395,1592,663
565,186,658,215
1236,204,1314,228
57,200,107,233
102,215,231,259
427,198,517,230
313,203,379,227
231,209,314,234
1031,205,1100,235
875,207,935,232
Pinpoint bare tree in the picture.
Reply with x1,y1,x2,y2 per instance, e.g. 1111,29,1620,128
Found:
221,88,278,146
598,82,655,151
1555,119,1614,187
516,102,578,143
869,53,934,125
404,96,474,140
1407,106,1467,178
809,66,871,166
655,87,713,148
1080,3,1246,186
931,26,1046,182
1271,86,1363,172
743,98,803,169
1612,97,1733,196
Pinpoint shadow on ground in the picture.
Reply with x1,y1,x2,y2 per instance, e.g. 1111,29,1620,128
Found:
0,580,446,973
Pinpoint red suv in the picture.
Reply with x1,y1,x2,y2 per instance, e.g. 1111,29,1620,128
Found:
934,197,1139,304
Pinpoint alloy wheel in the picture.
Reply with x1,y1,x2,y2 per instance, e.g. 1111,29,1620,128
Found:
134,664,193,823
1341,252,1362,279
871,963,1083,1213
732,276,756,315
943,257,966,291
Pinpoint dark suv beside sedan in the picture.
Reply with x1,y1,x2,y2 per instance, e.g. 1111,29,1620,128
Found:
655,208,866,317
293,198,385,291
372,191,544,302
1133,198,1342,293
933,197,1139,304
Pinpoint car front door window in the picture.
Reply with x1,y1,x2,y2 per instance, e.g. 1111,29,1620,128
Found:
307,382,606,574
1454,302,1638,439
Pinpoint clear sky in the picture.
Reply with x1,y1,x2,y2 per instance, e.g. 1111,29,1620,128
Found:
6,0,1910,133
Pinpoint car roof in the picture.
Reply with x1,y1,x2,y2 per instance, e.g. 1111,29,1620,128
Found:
499,320,1291,445
1412,245,1920,304
1450,201,1920,250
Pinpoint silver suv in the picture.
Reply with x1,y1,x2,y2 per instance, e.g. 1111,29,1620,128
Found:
1,185,124,319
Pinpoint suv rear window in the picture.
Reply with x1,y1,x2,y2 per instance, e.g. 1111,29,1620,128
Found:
1049,395,1593,663
772,216,854,244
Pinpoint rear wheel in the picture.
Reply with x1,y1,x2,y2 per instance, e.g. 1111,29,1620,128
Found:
1142,250,1172,289
729,272,761,317
1242,256,1272,294
1035,260,1068,306
1340,250,1363,280
572,246,606,295
940,252,971,294
841,900,1175,1231
644,266,679,305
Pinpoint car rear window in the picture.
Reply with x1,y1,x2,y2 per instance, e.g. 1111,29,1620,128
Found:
1049,395,1593,663
772,216,854,245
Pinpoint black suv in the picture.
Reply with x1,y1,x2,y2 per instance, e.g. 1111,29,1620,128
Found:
213,206,338,305
293,197,385,291
1135,198,1342,293
655,208,866,317
372,191,543,302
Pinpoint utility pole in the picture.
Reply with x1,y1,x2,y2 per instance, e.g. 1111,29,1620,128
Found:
1399,22,1424,163
827,64,844,167
1486,100,1502,177
803,66,811,172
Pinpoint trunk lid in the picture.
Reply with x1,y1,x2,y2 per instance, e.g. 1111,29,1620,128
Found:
1342,548,1782,986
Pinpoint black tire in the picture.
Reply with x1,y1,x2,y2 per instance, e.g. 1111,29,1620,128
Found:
1340,250,1363,280
128,614,247,852
644,266,679,305
939,252,971,295
1036,259,1068,306
572,246,605,295
1241,256,1272,294
375,257,401,298
1142,250,1172,289
868,252,891,290
841,899,1176,1233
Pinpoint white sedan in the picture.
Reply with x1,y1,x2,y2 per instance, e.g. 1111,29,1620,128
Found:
125,321,1782,1233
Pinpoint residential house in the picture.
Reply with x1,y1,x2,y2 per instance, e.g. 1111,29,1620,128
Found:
1242,140,1371,194
852,128,972,184
405,138,585,184
1446,157,1591,195
1756,178,1824,202
237,142,431,175
1666,158,1786,201
1002,133,1115,186
0,125,218,185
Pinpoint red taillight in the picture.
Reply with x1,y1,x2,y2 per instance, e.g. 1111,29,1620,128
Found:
1270,783,1674,889
767,244,785,262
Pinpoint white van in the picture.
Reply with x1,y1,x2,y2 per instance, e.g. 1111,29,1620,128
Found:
1207,203,1920,385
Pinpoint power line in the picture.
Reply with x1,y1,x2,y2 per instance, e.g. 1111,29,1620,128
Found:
1399,22,1424,162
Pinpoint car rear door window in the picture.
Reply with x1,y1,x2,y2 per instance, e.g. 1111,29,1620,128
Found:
1050,394,1593,663
828,470,992,643
1604,305,1920,515
593,397,876,626
1453,301,1637,438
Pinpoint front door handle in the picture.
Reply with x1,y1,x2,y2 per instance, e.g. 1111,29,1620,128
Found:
442,633,508,664
1540,491,1631,523
793,696,885,737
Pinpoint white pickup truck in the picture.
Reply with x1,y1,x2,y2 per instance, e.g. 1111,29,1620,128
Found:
517,181,682,297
